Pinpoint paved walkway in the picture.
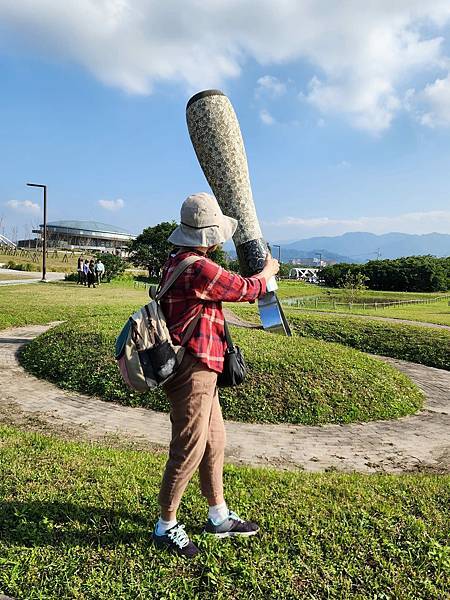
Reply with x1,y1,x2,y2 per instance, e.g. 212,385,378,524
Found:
284,307,450,330
0,324,449,474
0,268,65,286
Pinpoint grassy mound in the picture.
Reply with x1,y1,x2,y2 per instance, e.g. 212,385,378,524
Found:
230,304,450,371
1,425,449,599
20,315,423,425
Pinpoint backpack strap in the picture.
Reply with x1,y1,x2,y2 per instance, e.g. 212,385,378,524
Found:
180,309,203,346
155,255,203,301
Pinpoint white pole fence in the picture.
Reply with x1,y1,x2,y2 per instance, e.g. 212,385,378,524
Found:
283,293,450,312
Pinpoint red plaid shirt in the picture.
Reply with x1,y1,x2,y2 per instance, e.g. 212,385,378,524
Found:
160,249,266,373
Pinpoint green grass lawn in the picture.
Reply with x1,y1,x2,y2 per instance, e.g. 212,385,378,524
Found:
0,425,448,600
229,303,450,370
21,316,423,426
285,298,450,327
0,272,39,281
0,251,82,273
0,280,144,330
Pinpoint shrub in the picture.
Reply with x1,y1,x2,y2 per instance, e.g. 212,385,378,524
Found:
64,272,78,282
94,253,127,282
287,313,450,370
20,316,423,426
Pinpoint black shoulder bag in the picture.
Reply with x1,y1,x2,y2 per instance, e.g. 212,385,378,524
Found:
217,320,246,388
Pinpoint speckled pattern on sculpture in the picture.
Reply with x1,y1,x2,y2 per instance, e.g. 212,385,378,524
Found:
236,238,268,276
186,91,263,247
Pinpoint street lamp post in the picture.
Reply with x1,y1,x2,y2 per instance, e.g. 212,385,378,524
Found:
273,244,281,262
27,183,47,281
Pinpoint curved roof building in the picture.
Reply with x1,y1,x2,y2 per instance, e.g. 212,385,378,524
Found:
29,220,135,253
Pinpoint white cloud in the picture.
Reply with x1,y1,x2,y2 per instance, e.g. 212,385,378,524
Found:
419,73,450,126
1,2,450,132
265,210,450,236
6,200,40,214
98,198,124,211
255,75,286,99
259,108,275,125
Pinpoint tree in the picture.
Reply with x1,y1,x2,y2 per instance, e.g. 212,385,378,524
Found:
337,270,369,302
278,262,291,278
208,245,230,268
227,258,241,274
95,253,126,282
129,221,177,277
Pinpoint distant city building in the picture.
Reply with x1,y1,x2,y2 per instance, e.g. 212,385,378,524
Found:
288,257,328,267
18,220,135,255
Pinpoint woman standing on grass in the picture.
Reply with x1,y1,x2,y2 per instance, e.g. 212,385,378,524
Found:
152,192,279,558
87,259,96,288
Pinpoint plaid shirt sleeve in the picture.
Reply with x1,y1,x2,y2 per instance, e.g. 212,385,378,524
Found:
160,252,267,373
190,257,267,302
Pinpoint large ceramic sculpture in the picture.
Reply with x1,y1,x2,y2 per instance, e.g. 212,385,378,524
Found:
186,89,291,335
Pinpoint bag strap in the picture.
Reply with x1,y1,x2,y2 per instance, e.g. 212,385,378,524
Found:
223,319,235,351
156,255,203,300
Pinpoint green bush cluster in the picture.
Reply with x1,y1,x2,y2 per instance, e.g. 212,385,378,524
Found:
287,312,450,370
20,316,423,425
320,255,450,292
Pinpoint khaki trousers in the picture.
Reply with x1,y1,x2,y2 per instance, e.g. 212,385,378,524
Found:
158,352,226,512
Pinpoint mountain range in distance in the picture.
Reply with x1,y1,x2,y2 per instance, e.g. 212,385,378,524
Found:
226,232,450,263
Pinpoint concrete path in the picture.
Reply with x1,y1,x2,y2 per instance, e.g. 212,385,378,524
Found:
0,268,65,286
0,324,449,474
284,307,450,331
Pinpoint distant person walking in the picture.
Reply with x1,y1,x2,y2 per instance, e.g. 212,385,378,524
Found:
77,255,84,285
95,258,105,284
87,259,96,288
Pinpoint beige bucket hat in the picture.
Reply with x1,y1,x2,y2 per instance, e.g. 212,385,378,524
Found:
168,192,237,247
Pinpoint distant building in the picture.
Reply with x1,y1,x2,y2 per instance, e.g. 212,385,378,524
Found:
18,220,135,255
288,257,327,267
289,267,320,282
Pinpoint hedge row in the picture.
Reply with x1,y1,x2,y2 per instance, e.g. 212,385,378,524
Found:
229,305,450,371
20,316,423,426
286,313,450,371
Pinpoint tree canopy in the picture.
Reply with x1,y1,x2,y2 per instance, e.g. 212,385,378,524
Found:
129,221,231,276
319,256,450,292
128,221,177,276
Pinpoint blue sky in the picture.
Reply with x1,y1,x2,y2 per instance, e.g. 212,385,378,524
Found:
1,1,450,244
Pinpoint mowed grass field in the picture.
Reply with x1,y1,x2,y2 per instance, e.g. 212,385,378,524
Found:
0,280,449,598
0,280,144,330
1,278,449,329
0,273,39,281
0,251,81,273
0,426,449,600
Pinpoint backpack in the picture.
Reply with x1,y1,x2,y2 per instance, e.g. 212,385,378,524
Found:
115,255,202,392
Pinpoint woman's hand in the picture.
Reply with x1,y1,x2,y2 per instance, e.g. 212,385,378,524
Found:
256,254,279,282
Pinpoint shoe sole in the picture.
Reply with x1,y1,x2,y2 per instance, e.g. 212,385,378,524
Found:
203,529,259,538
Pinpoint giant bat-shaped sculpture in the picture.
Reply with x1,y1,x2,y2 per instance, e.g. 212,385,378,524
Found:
186,89,291,335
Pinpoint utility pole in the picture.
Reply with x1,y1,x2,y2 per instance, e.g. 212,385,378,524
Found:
376,247,381,260
27,183,47,281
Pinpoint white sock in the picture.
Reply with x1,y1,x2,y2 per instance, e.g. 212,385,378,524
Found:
208,502,229,525
155,517,177,536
